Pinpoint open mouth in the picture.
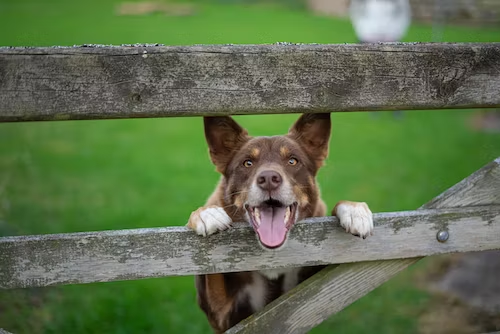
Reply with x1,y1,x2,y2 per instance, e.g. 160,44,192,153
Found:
245,200,298,249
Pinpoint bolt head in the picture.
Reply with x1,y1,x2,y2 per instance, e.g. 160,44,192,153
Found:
437,230,449,243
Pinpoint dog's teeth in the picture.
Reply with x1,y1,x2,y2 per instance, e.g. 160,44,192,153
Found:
255,208,261,225
284,206,291,224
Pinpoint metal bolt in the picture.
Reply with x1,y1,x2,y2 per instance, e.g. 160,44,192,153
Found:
436,230,449,243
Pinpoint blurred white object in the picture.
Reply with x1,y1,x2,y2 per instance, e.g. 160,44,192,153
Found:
350,0,411,42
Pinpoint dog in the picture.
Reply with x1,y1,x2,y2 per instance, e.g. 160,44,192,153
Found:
187,113,373,333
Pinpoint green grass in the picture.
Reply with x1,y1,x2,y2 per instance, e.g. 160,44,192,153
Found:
0,1,500,333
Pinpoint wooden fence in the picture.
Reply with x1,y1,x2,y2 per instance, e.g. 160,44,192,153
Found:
1,43,500,333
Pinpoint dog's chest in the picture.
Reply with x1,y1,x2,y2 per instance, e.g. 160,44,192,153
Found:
260,268,301,293
238,269,301,313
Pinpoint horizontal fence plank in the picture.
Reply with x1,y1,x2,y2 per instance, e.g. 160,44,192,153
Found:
1,205,499,289
0,43,499,122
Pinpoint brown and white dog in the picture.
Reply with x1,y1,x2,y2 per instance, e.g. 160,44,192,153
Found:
187,113,373,333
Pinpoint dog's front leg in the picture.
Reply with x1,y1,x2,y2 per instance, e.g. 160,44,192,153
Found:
333,201,374,239
187,205,232,236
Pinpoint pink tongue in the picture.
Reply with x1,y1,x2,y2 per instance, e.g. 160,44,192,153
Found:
256,206,287,248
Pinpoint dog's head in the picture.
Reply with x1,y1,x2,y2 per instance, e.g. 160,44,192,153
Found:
204,113,331,249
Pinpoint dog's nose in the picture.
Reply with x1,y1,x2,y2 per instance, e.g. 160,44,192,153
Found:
257,170,282,191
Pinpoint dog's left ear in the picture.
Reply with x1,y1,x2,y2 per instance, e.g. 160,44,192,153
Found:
204,116,250,174
288,113,331,168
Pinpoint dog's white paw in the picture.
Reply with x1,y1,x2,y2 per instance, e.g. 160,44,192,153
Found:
187,206,232,237
334,201,373,239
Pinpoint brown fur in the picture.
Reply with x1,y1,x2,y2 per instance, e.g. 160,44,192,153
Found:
191,113,356,332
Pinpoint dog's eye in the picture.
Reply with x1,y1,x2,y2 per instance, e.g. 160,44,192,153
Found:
288,158,298,166
243,160,253,167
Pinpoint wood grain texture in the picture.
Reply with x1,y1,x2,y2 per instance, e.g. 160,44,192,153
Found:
1,205,499,289
1,43,499,122
226,259,419,334
225,157,500,334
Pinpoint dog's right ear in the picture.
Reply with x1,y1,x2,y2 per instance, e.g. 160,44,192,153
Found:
204,116,250,174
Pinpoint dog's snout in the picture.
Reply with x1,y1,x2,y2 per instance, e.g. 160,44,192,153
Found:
257,170,282,191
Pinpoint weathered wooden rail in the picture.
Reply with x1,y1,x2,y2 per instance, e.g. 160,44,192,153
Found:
0,43,500,121
1,205,500,289
1,43,500,334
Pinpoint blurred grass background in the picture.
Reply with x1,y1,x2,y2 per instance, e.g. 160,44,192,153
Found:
0,0,499,333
